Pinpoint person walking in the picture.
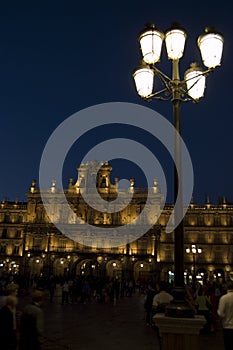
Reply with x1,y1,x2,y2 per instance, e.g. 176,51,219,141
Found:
2,283,19,331
19,290,45,350
61,280,70,304
0,295,18,350
48,275,56,303
144,283,158,326
0,282,19,308
195,286,212,333
217,280,233,350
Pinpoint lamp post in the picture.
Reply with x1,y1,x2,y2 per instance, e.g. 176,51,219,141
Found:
186,244,202,286
133,23,223,317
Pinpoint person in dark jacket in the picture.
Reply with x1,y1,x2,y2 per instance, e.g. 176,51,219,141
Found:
0,295,18,350
144,283,158,326
19,290,45,350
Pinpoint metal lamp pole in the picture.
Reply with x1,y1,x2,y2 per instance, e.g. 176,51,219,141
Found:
172,57,185,297
193,253,196,285
186,244,202,286
133,23,223,317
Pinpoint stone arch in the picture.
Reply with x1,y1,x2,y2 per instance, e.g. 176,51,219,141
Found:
106,259,122,279
133,260,150,281
225,265,232,281
213,268,225,283
196,267,208,284
75,259,98,277
29,256,44,277
161,265,174,283
54,257,69,276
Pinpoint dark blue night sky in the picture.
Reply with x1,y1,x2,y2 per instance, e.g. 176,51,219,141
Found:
0,0,232,204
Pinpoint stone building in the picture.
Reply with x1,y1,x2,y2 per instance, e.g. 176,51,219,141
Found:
0,161,233,284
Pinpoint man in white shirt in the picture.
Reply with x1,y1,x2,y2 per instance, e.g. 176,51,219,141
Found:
217,280,233,350
152,281,173,313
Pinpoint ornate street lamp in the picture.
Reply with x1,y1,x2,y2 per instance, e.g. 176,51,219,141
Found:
186,244,202,286
133,22,223,317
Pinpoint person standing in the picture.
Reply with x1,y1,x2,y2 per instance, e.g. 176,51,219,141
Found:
19,290,45,350
144,283,158,326
217,280,233,350
1,283,19,333
0,295,18,350
0,282,19,308
48,275,56,303
152,281,173,313
195,287,212,333
61,280,70,304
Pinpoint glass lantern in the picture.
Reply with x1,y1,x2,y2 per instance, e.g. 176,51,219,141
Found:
185,63,206,100
165,24,187,60
133,64,154,98
198,27,224,68
139,24,164,64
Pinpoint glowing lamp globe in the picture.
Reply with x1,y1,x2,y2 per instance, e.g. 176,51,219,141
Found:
139,24,164,64
185,63,206,100
165,24,187,60
198,27,224,68
133,65,154,98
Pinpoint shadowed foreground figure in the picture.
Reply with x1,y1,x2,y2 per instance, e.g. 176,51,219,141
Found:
217,280,233,350
19,290,45,350
0,295,18,350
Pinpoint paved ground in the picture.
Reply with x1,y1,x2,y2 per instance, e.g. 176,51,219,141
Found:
17,287,225,350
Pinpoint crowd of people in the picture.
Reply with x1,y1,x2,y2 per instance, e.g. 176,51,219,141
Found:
0,272,233,350
0,272,139,350
143,279,233,350
0,280,45,350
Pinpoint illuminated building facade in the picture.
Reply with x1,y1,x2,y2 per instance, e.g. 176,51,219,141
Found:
0,161,233,283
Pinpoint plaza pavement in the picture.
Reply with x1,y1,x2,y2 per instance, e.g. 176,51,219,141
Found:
17,286,225,350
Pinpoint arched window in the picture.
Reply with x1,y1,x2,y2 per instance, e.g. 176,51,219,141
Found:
4,214,11,223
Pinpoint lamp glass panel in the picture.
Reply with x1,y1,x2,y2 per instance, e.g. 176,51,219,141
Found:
133,67,154,98
185,70,206,100
165,29,186,60
199,33,223,68
139,30,163,64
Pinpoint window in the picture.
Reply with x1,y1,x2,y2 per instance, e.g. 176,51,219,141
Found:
137,239,148,255
4,214,11,223
15,230,21,238
214,251,223,264
59,239,66,249
0,245,6,254
18,215,23,223
13,246,20,255
165,251,172,260
33,238,42,250
2,229,7,238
